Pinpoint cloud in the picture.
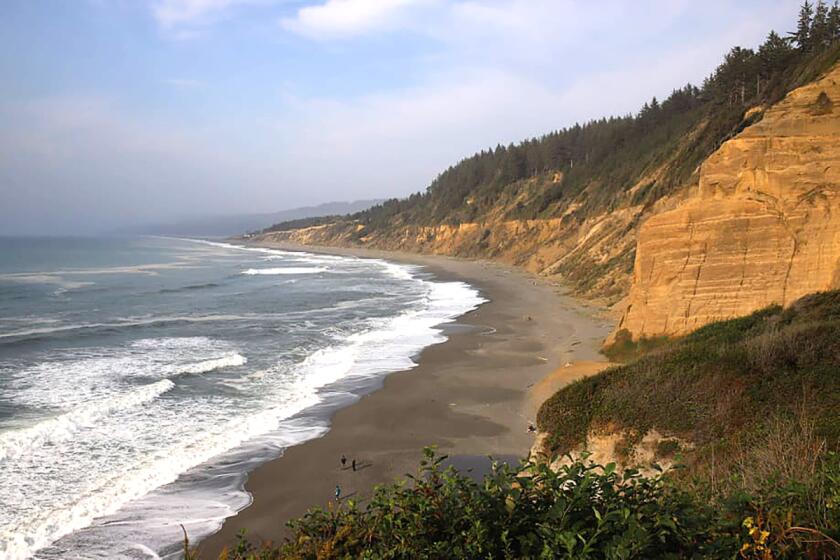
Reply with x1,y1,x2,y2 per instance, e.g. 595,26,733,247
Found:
2,0,801,234
152,0,240,28
280,0,430,39
165,78,205,88
151,0,280,31
269,1,791,201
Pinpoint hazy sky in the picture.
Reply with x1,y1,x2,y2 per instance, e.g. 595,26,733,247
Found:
0,0,802,234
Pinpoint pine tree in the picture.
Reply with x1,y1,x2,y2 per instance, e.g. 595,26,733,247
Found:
759,30,793,74
794,0,815,50
812,0,831,47
829,1,840,40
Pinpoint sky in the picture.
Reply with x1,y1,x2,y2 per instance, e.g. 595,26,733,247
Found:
0,0,804,235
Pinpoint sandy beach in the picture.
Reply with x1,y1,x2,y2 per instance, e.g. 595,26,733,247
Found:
198,245,613,556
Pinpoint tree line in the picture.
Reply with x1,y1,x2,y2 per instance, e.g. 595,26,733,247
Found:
267,1,840,233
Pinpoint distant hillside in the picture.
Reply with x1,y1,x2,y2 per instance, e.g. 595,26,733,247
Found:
258,7,840,341
120,200,383,237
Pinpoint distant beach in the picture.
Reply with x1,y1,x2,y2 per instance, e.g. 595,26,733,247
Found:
199,245,613,556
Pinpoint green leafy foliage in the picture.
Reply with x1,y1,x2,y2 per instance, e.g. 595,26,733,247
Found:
540,291,840,459
195,448,840,559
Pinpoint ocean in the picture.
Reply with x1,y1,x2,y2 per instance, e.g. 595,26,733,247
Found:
0,236,484,560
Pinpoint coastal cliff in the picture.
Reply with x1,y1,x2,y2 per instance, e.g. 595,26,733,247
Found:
259,204,641,304
618,62,840,338
257,49,840,342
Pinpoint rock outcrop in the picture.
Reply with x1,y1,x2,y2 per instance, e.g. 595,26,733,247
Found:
618,63,840,338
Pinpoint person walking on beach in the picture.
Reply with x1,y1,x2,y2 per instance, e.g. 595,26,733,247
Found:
351,458,356,472
335,484,341,501
340,454,347,468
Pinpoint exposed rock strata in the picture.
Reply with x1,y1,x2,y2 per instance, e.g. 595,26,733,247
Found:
619,64,840,337
261,202,643,304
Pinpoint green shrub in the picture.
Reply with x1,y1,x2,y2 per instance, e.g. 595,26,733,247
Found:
195,448,840,559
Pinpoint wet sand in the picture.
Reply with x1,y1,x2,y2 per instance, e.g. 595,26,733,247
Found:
198,245,613,556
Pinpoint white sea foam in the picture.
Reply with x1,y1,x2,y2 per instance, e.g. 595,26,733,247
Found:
295,280,484,391
176,353,247,374
241,267,327,275
0,380,175,462
1,395,319,560
4,340,246,413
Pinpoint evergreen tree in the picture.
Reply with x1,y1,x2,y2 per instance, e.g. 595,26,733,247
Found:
812,0,831,47
759,30,794,75
794,0,815,50
829,1,840,40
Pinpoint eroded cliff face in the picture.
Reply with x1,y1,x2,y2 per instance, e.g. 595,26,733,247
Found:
260,188,645,304
257,166,695,306
618,63,840,338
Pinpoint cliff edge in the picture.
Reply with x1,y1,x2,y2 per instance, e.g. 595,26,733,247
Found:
618,62,840,338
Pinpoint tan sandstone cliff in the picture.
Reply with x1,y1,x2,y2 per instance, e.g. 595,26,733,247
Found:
618,63,840,338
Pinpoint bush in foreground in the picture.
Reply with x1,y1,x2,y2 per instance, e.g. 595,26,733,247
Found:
191,448,840,559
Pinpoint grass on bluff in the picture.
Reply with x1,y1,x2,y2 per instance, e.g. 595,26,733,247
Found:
537,290,840,554
539,290,840,463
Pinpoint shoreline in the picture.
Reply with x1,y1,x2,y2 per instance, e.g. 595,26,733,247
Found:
198,244,613,556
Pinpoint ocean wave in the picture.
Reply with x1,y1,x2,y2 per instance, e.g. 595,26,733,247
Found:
292,280,485,392
374,259,416,281
0,394,319,560
0,315,257,342
0,352,246,463
7,341,247,411
0,380,175,462
158,282,220,294
177,353,247,374
241,267,327,275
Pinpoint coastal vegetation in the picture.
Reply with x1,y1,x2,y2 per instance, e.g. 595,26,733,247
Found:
538,289,840,558
193,290,840,559
195,450,838,559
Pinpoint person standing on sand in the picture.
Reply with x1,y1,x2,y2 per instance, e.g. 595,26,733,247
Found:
340,454,346,467
352,459,356,472
335,484,341,501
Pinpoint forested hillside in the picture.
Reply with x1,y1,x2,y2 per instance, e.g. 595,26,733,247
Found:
261,2,840,305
